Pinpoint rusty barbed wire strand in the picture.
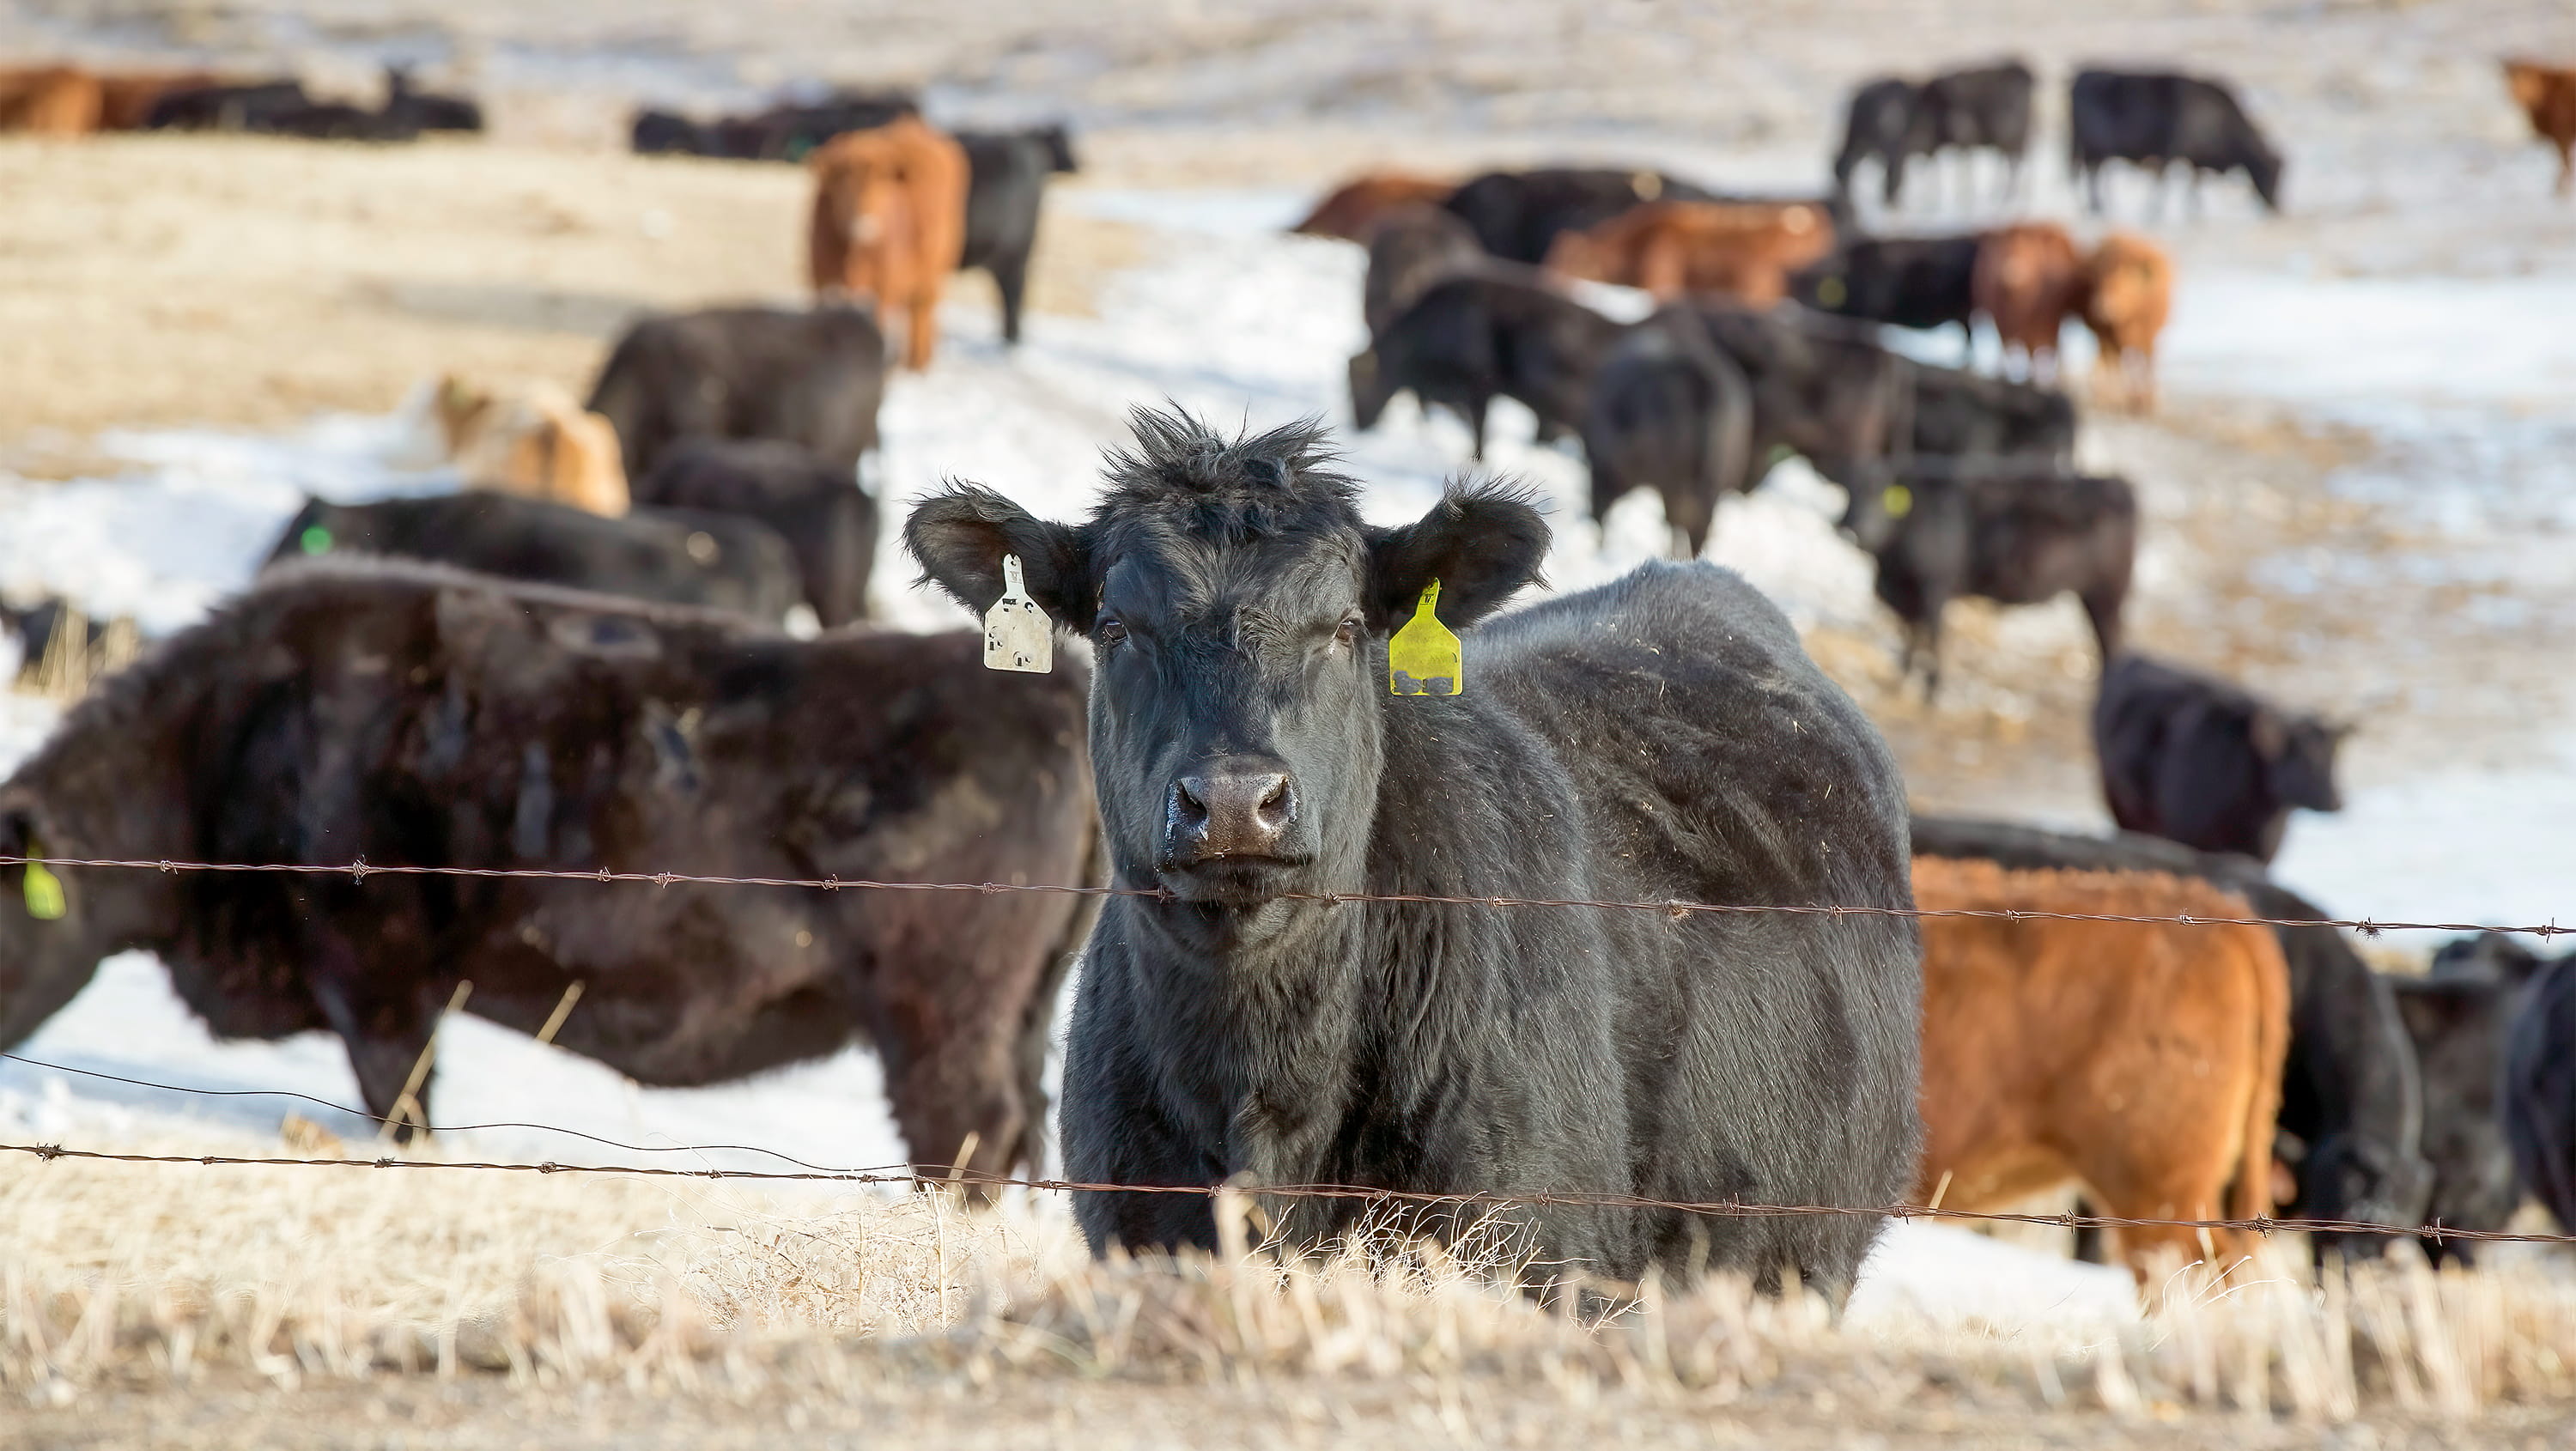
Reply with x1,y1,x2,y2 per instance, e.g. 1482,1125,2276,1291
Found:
0,854,2563,940
0,1138,2564,1246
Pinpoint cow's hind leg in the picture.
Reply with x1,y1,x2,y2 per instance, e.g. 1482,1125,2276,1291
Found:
989,249,1030,345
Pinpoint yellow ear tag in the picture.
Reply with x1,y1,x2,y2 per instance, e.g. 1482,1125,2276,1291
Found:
23,859,65,921
1881,483,1913,519
1388,580,1462,696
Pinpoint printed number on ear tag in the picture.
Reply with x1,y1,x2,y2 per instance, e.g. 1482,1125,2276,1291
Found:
23,860,65,921
1388,580,1462,697
981,554,1054,674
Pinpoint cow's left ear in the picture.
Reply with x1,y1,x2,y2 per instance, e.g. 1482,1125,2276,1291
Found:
1362,482,1551,634
905,483,1095,630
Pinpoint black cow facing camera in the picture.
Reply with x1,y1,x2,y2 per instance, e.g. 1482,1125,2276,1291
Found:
905,405,1922,1303
2093,653,2348,862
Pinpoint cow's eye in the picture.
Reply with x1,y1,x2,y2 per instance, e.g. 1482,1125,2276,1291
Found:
1333,612,1364,650
1097,616,1127,647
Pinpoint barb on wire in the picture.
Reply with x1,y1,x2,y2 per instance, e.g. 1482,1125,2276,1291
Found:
0,855,2564,941
1,1138,2567,1247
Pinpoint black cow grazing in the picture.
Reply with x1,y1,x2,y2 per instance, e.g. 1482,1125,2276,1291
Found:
956,125,1080,346
1907,816,2432,1259
262,493,805,623
1361,203,1487,339
1350,273,1623,460
2387,974,2524,1266
906,409,1923,1297
586,306,886,481
2504,953,2576,1235
143,79,310,132
1583,310,1755,559
1790,235,1982,337
1692,303,1911,496
1839,464,2135,699
1910,362,2077,462
1441,167,1719,264
2069,68,2284,216
380,67,482,133
1834,78,1936,206
630,109,707,155
0,562,1097,1184
1921,61,2038,197
631,438,880,628
629,91,920,161
2093,653,2347,863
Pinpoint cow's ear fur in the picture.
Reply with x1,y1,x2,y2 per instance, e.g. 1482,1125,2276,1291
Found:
1363,482,1550,633
905,483,1094,629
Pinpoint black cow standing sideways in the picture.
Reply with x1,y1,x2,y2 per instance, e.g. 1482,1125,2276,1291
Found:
1440,167,1719,264
2386,971,2525,1266
631,438,880,628
2503,950,2576,1236
2070,68,2285,216
0,562,1099,1184
2093,653,2347,862
957,125,1079,346
586,306,886,482
907,409,1923,1300
1907,815,2432,1260
263,493,805,622
1909,360,2077,463
1921,61,2038,199
1840,464,2135,699
1582,308,1755,559
1691,302,1911,497
1791,235,1983,337
1834,78,1937,207
1350,273,1623,460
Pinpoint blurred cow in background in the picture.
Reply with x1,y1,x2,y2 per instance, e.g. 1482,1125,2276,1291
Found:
1441,166,1719,264
955,124,1080,346
435,376,629,516
1972,222,2084,383
586,306,887,482
808,115,970,370
1360,204,1488,337
2070,68,2284,216
2093,653,2348,863
1292,172,1458,241
1582,308,1754,558
2504,59,2576,197
0,65,102,135
1544,200,1834,307
2079,231,2172,413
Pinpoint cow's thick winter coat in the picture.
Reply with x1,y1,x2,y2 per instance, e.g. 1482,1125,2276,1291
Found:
2093,653,2346,863
1790,234,1983,336
2387,974,2525,1266
631,438,880,628
1911,858,2289,1283
0,563,1097,1183
906,408,1922,1298
807,115,970,370
1582,309,1754,558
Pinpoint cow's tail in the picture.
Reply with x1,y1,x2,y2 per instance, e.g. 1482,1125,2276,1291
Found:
1012,818,1105,1180
2233,920,2293,1227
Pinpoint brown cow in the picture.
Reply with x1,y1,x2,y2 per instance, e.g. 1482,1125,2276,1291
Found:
1911,858,2290,1285
2079,231,2173,415
807,116,970,372
435,376,630,517
0,65,104,137
94,71,220,131
1290,172,1458,242
2505,59,2576,197
1971,221,2084,384
1542,201,1834,306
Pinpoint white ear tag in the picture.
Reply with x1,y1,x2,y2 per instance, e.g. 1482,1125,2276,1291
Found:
981,554,1054,674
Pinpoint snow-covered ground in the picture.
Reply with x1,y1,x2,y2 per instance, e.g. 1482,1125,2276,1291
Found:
3,179,2571,1328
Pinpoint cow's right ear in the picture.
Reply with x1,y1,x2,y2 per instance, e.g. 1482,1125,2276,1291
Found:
905,483,1094,630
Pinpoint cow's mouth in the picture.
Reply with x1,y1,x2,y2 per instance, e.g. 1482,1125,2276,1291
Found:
1153,853,1314,905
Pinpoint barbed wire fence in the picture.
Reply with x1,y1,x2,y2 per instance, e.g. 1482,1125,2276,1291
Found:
0,853,2567,1248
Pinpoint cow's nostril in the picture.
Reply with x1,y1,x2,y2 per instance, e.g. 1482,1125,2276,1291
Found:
1256,776,1293,827
1170,778,1209,823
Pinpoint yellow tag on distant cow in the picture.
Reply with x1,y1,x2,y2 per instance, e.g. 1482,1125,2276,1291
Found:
1388,580,1462,697
22,859,65,921
1881,484,1913,519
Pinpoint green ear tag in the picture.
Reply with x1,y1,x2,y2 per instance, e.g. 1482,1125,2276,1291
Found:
1881,484,1913,519
1388,580,1462,696
23,860,65,921
300,525,334,556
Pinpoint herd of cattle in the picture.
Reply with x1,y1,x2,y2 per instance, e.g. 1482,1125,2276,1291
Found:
1,46,2575,1296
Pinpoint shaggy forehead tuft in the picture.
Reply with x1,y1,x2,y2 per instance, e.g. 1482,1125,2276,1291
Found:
1088,407,1364,552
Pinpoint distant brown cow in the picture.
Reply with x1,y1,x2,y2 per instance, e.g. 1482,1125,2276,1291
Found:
2079,231,2173,415
435,376,630,517
808,116,970,371
1971,221,2084,383
2505,59,2576,197
1911,859,2290,1285
1543,200,1834,306
1291,172,1458,242
0,65,103,137
94,71,219,131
